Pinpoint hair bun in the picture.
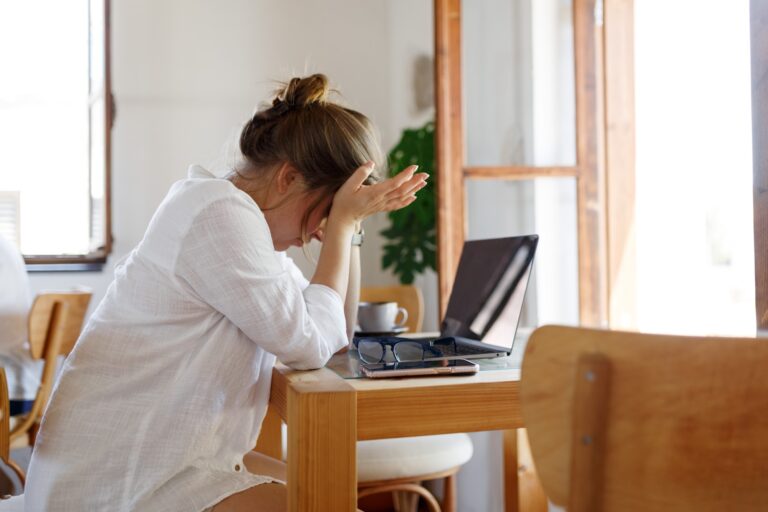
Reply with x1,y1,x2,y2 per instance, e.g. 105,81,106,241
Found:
277,74,330,109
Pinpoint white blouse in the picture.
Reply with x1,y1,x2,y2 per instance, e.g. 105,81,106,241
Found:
23,166,348,511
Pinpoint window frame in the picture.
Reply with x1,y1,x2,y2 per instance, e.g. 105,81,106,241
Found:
433,0,610,327
751,0,768,332
22,0,113,270
436,0,766,332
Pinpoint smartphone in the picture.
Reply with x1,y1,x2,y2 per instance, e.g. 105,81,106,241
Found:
361,359,479,379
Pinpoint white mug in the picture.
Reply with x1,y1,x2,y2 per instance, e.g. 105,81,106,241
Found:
357,302,408,333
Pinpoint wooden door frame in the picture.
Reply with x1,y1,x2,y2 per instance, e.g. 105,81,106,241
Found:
433,0,619,327
751,0,768,332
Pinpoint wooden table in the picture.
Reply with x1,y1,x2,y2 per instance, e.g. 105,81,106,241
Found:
261,351,535,512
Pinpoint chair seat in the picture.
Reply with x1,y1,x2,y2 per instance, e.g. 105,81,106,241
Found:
357,433,473,483
0,495,24,511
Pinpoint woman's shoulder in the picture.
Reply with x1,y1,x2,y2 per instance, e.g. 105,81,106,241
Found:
171,165,241,204
138,166,268,263
160,166,260,221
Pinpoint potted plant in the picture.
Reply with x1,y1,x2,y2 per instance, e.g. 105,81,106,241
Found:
380,120,436,284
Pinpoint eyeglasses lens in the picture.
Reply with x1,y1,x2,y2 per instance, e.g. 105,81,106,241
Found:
357,340,385,363
392,341,426,362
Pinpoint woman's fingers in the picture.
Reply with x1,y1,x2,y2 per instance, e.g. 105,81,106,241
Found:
331,164,425,222
384,195,417,212
358,168,427,214
374,165,418,194
384,173,428,199
342,161,376,192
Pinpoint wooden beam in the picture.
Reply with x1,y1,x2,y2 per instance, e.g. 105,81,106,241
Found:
604,0,636,330
355,379,523,440
574,0,608,327
503,430,519,512
567,354,610,512
751,0,768,331
464,166,579,180
517,429,548,512
287,378,357,511
434,0,465,317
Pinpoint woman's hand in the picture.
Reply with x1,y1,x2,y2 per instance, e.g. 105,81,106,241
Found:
310,162,427,307
328,162,428,228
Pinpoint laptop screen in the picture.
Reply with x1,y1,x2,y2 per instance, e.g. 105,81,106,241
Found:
440,235,538,349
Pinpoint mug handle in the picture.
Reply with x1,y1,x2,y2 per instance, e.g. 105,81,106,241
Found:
394,307,409,328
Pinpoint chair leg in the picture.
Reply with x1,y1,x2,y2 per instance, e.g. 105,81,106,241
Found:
28,422,40,447
393,490,418,512
359,483,441,512
442,474,456,512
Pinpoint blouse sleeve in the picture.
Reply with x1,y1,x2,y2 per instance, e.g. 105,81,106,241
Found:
174,196,347,370
279,252,311,290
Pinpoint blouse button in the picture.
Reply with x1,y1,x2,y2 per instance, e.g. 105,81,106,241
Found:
234,464,242,472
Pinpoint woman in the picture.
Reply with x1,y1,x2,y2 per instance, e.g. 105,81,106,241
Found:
22,74,427,511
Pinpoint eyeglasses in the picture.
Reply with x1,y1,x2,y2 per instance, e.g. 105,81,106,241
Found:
354,337,443,363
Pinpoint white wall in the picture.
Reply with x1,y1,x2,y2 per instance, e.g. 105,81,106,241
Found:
29,0,438,322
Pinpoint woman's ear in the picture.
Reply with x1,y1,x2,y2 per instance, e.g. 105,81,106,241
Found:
274,163,302,194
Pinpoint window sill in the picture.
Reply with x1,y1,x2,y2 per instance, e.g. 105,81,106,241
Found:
26,262,104,272
24,252,107,272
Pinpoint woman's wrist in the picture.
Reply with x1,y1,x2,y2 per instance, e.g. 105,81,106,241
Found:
327,210,360,235
324,217,356,242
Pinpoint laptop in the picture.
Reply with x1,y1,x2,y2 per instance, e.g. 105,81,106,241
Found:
355,234,538,362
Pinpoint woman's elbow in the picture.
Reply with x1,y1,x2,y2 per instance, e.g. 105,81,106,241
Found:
283,333,346,370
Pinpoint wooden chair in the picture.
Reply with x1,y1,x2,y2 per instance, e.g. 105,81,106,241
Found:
356,285,471,512
360,285,424,333
0,368,25,494
10,291,92,448
520,325,768,512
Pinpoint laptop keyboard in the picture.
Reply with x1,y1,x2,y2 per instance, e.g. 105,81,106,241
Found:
433,342,496,357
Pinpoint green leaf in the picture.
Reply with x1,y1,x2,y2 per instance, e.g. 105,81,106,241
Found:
379,119,437,284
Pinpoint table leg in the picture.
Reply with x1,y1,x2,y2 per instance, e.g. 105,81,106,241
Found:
505,428,548,512
287,381,357,511
504,429,520,512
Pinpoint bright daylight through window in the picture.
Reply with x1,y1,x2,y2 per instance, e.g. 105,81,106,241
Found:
0,0,109,264
635,0,754,336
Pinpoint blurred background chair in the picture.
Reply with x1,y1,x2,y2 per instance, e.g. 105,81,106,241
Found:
0,368,25,497
10,291,91,449
520,325,768,512
356,285,472,512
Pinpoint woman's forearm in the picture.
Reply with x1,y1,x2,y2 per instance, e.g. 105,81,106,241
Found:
344,245,361,342
310,219,355,301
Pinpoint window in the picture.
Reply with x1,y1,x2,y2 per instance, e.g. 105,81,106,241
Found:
436,0,766,335
634,0,754,336
0,0,112,268
434,0,605,326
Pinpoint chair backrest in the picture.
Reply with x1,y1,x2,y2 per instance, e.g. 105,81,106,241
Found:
13,291,93,445
0,368,11,463
520,325,768,512
28,291,92,359
360,285,424,333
